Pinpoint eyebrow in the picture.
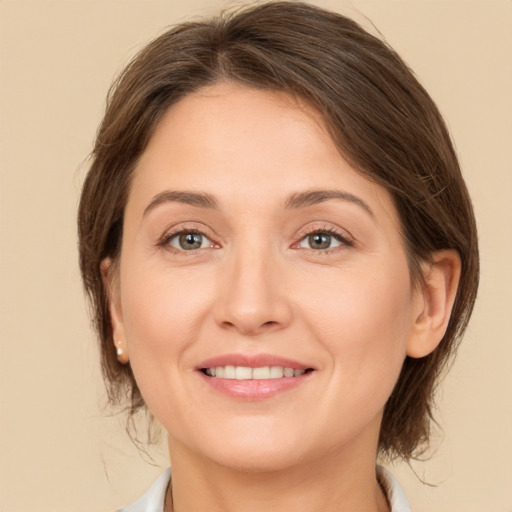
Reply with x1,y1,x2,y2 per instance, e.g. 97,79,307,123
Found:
285,189,374,217
143,188,373,217
143,191,219,216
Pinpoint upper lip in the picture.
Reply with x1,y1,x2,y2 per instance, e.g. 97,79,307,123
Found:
197,353,312,370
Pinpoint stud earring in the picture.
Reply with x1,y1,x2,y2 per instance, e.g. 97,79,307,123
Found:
116,341,123,356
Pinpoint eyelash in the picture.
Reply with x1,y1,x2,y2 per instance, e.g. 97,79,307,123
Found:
294,226,354,253
157,225,216,253
157,225,354,254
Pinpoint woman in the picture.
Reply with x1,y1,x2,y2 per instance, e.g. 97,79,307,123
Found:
78,2,479,511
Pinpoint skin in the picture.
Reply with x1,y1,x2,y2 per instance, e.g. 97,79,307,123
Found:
104,83,461,512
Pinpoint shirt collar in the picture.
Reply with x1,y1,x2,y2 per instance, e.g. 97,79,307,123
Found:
377,465,412,512
118,466,411,512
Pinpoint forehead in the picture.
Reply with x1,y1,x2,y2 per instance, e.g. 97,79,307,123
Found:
128,82,398,226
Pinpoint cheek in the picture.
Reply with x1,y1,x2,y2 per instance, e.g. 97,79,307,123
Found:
120,262,214,369
299,260,413,395
118,261,219,425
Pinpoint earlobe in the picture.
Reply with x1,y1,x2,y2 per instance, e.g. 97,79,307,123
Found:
407,249,461,359
101,258,129,364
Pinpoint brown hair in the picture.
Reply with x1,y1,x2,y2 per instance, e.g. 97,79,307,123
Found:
78,1,479,461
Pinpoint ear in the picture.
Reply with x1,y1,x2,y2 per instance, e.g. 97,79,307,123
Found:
407,249,461,358
100,258,129,364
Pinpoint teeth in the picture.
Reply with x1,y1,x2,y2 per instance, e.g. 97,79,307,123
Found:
204,365,309,380
224,365,236,379
252,366,270,379
269,366,284,379
235,366,252,380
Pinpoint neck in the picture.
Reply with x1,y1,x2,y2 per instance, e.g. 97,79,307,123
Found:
165,438,390,512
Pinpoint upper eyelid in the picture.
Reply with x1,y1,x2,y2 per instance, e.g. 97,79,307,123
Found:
296,224,353,242
160,223,215,239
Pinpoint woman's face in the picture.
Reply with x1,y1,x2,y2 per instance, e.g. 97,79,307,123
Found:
108,83,425,471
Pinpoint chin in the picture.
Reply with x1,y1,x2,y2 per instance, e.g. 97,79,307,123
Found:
176,419,312,473
206,443,306,473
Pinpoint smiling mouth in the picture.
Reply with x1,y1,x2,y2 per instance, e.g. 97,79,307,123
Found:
201,366,314,379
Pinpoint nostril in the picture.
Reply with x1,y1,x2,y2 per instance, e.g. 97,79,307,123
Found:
219,318,282,335
220,321,238,331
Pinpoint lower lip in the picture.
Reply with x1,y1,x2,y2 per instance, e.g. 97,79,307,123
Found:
198,371,313,400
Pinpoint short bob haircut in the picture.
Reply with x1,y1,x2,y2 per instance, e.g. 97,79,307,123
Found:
78,1,478,461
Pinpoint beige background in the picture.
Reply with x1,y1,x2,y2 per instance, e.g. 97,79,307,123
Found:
1,1,511,511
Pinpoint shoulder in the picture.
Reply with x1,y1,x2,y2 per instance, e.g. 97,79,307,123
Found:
114,468,172,512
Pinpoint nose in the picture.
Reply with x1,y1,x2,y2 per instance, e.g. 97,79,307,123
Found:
214,244,293,336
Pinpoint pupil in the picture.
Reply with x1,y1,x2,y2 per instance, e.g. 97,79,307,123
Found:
180,232,202,249
310,233,330,249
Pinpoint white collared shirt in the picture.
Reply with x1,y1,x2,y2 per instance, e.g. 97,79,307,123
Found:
116,466,411,512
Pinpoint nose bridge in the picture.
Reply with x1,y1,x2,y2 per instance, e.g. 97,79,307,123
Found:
215,235,291,335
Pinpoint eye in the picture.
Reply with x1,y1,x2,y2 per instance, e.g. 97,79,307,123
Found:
168,231,213,251
297,230,348,250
